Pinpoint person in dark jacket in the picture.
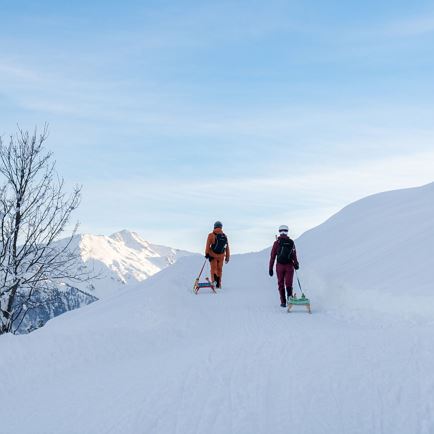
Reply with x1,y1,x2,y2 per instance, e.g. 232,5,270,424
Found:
269,225,299,307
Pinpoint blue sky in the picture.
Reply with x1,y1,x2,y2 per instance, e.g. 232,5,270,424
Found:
1,0,434,252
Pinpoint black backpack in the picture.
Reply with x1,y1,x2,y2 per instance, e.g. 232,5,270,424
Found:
277,238,295,264
211,233,228,254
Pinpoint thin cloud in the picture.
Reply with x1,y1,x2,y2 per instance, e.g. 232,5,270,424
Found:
0,61,41,82
383,15,434,37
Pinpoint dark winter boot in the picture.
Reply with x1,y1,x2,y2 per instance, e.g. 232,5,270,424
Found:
286,286,293,302
280,302,287,308
215,275,221,289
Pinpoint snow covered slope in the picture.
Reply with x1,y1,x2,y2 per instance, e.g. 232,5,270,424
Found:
1,253,434,434
62,229,195,298
2,184,434,433
295,182,434,313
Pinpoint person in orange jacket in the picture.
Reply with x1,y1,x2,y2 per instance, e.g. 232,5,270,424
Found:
205,221,230,288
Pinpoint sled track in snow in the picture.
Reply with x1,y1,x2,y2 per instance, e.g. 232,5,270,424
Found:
1,254,434,434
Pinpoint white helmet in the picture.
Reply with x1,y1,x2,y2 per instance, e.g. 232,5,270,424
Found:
278,225,289,233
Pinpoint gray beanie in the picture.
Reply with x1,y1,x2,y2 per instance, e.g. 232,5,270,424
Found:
214,221,223,229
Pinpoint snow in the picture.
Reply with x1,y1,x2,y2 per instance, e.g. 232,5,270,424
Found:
296,182,434,316
1,183,434,433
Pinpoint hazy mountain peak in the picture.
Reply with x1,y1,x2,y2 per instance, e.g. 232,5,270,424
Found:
56,230,195,299
109,229,150,251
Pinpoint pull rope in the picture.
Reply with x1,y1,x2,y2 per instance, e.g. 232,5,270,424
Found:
197,258,207,281
294,270,306,297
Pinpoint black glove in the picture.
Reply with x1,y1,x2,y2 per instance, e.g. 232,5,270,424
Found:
294,262,299,270
205,254,209,259
269,269,273,277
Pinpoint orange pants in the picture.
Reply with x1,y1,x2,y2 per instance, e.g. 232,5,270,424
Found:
210,254,225,279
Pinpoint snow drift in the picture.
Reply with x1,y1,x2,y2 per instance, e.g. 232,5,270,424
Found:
295,182,434,314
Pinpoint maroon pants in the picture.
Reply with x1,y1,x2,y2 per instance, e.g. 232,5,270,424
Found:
276,263,294,304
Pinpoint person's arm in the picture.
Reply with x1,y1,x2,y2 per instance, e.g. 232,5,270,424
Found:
205,233,215,258
269,241,278,271
225,239,230,263
291,243,299,269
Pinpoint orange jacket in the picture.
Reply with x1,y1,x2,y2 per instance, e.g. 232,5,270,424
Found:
205,227,230,261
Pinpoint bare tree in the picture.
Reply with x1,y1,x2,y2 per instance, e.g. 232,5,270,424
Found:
0,126,85,334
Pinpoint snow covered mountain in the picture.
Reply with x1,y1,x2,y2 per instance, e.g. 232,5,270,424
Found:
62,229,196,299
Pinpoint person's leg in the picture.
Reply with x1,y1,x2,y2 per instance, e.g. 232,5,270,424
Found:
210,258,218,284
276,264,286,305
285,265,294,299
215,257,224,287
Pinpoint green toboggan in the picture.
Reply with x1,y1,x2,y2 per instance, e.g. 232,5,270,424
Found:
287,272,311,314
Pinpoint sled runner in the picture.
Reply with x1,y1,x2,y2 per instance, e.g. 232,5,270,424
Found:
288,272,311,314
193,259,217,294
193,277,216,294
287,293,311,313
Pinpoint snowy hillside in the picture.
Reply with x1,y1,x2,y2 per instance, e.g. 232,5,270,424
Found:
1,184,434,433
61,229,195,298
2,251,434,434
295,182,434,314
